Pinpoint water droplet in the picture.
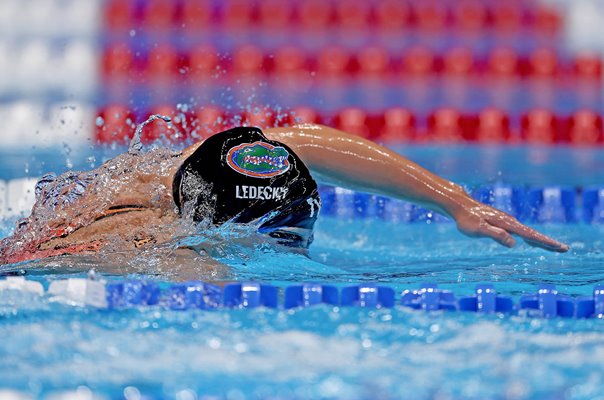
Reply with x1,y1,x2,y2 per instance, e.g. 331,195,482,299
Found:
95,116,104,127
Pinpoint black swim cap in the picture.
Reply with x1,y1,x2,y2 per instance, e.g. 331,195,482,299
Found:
173,127,320,246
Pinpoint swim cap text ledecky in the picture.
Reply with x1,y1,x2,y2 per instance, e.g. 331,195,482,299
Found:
226,142,290,178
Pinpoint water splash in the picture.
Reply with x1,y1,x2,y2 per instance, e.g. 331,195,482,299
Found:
128,114,174,155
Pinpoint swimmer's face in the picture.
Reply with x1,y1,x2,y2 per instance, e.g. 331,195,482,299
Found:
0,149,185,265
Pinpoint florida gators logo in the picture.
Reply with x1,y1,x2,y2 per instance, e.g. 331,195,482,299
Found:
226,141,290,178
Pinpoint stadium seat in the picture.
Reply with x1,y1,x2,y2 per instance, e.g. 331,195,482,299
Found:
316,47,352,78
289,107,320,125
442,47,474,76
357,47,390,77
521,109,559,144
401,47,435,76
374,0,411,31
376,108,416,142
427,109,465,142
258,0,292,30
194,106,227,139
334,0,369,30
181,0,213,31
272,46,307,77
220,0,254,29
414,1,448,31
573,54,603,81
188,44,220,83
474,108,511,143
296,0,333,30
453,0,487,31
104,0,136,31
243,107,276,129
490,3,523,33
533,5,562,34
335,108,371,138
141,0,176,31
568,110,603,145
231,45,265,77
527,48,559,78
487,48,519,78
103,43,134,79
146,44,180,82
96,105,135,144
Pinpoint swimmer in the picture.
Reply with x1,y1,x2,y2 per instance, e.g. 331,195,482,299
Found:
0,124,569,274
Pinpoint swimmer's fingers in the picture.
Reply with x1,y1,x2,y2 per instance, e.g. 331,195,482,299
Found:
486,213,569,253
458,218,516,248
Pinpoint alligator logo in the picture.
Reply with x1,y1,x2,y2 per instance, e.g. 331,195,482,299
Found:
226,141,290,178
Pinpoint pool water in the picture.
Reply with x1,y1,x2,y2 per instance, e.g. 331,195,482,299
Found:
1,146,604,399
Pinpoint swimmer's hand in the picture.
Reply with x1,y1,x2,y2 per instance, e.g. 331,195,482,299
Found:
452,198,570,252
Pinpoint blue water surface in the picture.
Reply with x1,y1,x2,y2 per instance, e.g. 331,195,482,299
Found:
0,146,603,399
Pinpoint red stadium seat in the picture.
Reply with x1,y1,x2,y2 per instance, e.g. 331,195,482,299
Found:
316,47,352,78
144,106,192,143
427,109,465,142
335,108,371,138
231,45,265,77
442,47,474,76
258,0,292,29
103,43,136,82
490,4,523,33
289,107,320,125
414,2,448,31
377,108,416,142
401,47,436,76
474,108,511,143
194,106,227,139
146,44,179,81
374,0,411,31
181,0,213,31
244,107,276,129
141,0,176,31
533,5,562,34
272,46,307,77
96,105,135,144
527,48,558,78
297,0,333,30
357,47,390,77
568,110,603,145
453,0,487,31
188,44,220,83
487,48,519,78
221,0,254,28
573,54,603,81
521,109,558,144
104,0,136,31
334,0,369,30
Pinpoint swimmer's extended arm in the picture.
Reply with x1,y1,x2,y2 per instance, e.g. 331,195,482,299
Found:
264,124,569,253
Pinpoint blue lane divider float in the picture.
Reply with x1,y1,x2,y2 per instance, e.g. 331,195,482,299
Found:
401,283,457,311
4,277,604,319
458,284,515,314
319,184,604,223
284,283,338,309
519,284,575,318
